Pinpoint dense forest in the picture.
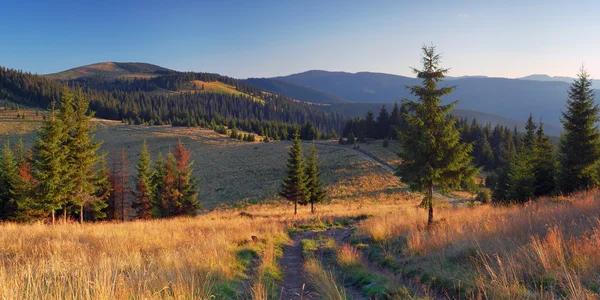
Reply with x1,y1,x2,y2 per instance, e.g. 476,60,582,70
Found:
0,67,344,139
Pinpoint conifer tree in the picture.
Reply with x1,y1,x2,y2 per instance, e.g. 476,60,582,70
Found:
31,104,71,225
68,91,103,223
305,144,326,213
280,132,308,214
506,114,536,202
173,140,200,216
396,45,477,227
558,67,600,194
376,105,390,139
88,155,110,221
132,141,155,219
532,121,556,196
0,142,18,220
152,152,166,216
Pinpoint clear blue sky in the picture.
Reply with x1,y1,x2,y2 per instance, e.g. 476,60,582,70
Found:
2,0,599,79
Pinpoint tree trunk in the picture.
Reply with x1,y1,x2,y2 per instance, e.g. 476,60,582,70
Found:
427,184,434,228
80,204,84,224
63,207,67,223
311,201,314,214
51,210,55,225
294,199,297,215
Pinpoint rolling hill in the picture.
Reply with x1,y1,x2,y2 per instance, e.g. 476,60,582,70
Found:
274,70,600,128
245,77,350,104
45,62,175,80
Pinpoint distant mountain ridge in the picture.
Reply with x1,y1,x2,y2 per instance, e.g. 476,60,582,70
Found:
273,70,600,128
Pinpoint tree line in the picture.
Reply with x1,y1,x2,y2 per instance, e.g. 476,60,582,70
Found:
0,67,344,139
0,90,200,223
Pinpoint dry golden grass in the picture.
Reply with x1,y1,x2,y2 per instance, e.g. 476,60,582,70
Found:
0,145,412,299
0,213,287,299
355,190,600,298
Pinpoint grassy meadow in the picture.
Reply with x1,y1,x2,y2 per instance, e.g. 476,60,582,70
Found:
2,108,600,299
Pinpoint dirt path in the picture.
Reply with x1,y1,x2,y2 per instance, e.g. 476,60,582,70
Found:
278,227,366,300
279,231,318,299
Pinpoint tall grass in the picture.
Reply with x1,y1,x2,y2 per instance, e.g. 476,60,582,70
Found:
356,190,600,298
0,214,287,299
303,258,348,300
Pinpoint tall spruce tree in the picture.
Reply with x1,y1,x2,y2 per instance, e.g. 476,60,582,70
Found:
532,121,556,196
305,144,326,213
558,67,600,194
280,132,308,214
506,114,536,202
31,105,70,225
68,91,103,223
173,140,200,216
396,45,477,227
0,142,18,220
132,141,155,219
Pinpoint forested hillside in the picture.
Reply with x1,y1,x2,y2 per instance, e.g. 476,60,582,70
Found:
245,77,350,104
0,66,345,139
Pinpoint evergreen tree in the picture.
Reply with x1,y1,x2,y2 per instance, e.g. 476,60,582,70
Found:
31,102,73,225
396,45,477,227
88,155,110,221
532,121,556,196
558,67,600,194
152,152,166,216
523,113,537,151
475,134,494,170
280,132,308,214
173,140,200,216
376,105,390,139
131,141,155,219
305,144,326,213
0,142,18,220
68,91,103,223
365,110,376,139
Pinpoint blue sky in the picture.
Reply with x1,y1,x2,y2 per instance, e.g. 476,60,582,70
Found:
2,0,599,79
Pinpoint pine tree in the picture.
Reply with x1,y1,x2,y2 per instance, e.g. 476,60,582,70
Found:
558,67,600,194
365,110,376,139
532,121,556,196
0,142,18,220
305,144,326,213
152,152,167,216
173,140,200,216
88,155,110,221
31,104,71,225
396,45,477,227
506,114,536,202
280,132,308,214
68,91,103,223
131,141,155,219
376,105,390,139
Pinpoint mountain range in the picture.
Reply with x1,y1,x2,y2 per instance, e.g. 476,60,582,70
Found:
33,62,600,136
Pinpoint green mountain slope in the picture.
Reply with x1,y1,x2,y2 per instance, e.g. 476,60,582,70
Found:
45,62,174,80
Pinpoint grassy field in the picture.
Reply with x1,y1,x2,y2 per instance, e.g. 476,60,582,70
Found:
178,80,264,103
1,115,398,210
